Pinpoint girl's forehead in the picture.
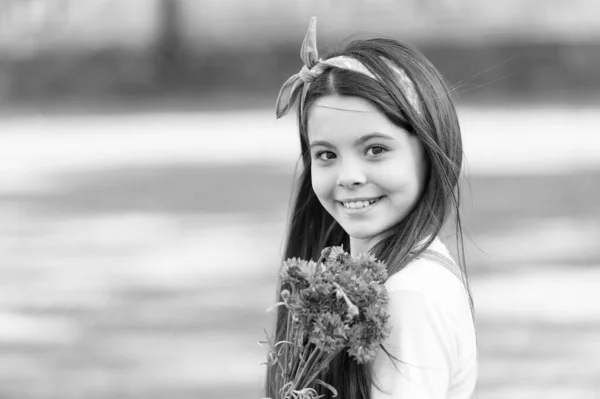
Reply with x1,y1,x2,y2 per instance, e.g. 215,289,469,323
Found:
311,95,379,113
307,95,395,141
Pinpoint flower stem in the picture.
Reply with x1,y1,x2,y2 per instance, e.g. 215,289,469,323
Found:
299,350,341,389
290,346,321,393
288,332,304,382
284,306,293,377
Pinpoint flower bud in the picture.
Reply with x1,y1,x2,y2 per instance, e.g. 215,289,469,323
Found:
348,304,359,318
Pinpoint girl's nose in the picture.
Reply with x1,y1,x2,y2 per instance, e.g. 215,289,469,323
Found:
336,160,367,188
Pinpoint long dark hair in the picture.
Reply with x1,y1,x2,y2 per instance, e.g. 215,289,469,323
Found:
265,37,475,399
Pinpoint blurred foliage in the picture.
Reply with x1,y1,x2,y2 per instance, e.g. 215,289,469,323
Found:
2,41,600,107
1,0,600,107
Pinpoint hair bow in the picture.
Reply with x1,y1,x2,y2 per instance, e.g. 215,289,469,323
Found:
275,17,319,119
275,16,422,119
275,17,376,119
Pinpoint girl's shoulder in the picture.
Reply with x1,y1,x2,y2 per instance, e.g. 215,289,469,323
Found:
385,237,467,303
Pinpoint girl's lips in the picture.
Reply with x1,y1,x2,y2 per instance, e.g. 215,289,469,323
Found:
337,196,384,214
337,196,382,202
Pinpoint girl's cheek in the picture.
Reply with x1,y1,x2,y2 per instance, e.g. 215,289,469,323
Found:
311,168,324,197
311,168,333,198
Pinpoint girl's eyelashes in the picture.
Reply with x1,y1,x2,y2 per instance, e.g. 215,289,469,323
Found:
313,145,388,161
314,151,336,161
365,145,388,156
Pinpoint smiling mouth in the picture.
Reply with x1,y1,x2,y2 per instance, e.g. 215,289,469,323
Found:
338,196,384,210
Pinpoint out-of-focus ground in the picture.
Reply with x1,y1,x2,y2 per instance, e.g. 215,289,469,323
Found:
1,106,600,399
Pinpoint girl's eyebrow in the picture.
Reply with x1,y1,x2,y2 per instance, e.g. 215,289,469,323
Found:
310,132,395,149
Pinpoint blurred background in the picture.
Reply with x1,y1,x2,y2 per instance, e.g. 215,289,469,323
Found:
1,0,600,398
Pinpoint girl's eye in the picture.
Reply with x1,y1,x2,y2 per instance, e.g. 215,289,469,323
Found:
315,151,336,161
366,146,387,156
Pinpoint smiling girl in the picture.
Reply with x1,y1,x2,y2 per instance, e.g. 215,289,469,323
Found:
266,17,477,399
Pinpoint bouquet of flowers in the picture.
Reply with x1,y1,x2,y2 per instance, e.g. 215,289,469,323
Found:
260,246,391,399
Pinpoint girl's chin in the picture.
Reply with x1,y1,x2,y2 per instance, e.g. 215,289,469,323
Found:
341,226,381,241
348,234,377,243
340,222,398,242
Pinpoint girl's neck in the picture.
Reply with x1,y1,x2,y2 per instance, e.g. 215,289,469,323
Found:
349,230,396,256
349,230,435,256
349,237,373,257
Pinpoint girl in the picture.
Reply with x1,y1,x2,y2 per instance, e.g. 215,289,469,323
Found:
266,17,477,399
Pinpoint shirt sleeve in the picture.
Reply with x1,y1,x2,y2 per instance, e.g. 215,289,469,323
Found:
371,289,458,399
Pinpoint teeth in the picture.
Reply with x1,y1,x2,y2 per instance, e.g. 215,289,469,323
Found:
342,198,378,209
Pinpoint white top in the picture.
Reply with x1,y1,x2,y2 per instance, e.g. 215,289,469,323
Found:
371,237,478,399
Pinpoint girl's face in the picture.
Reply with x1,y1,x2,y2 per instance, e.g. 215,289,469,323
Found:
307,95,428,252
